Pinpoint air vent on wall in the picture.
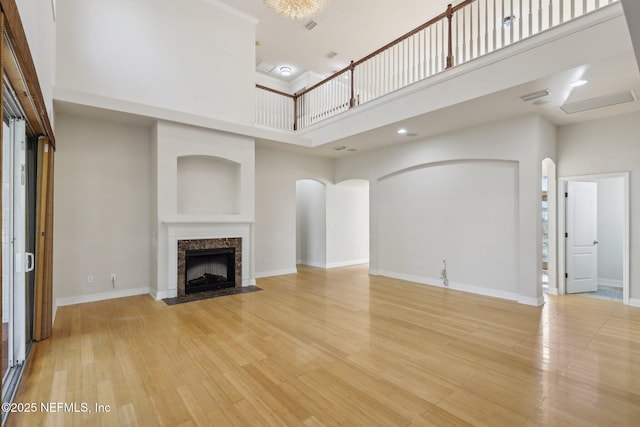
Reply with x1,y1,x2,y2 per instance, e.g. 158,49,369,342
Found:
520,89,550,102
561,90,637,114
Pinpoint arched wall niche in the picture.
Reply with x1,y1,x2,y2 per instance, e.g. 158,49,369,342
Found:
177,155,241,215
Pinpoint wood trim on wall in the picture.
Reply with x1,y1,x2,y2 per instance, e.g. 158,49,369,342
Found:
0,0,55,147
40,146,54,338
33,137,50,340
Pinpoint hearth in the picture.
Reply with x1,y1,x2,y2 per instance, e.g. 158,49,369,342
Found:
185,248,235,293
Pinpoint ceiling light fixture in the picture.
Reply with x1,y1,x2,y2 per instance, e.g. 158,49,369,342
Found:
264,0,327,20
280,66,292,76
569,79,588,88
397,128,408,134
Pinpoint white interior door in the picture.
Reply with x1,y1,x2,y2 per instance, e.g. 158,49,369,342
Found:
566,181,598,294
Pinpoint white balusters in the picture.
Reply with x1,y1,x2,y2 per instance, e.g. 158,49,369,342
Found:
255,87,295,130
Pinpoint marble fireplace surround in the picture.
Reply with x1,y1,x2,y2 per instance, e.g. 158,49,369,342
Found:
177,238,242,296
164,221,252,299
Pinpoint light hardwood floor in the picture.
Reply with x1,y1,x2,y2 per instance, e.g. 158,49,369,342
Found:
7,265,640,426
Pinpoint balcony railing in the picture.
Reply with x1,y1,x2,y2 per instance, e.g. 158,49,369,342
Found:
256,0,619,131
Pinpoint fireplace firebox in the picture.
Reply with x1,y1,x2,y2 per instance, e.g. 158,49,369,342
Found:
185,247,235,293
177,237,242,296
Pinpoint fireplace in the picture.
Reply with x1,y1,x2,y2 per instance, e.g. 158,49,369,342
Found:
185,248,235,293
177,238,242,296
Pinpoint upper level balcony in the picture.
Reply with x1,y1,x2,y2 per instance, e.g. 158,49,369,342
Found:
256,0,622,134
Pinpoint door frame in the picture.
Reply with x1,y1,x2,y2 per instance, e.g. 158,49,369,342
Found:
558,172,630,305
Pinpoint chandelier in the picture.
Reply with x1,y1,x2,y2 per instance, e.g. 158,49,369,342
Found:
264,0,327,20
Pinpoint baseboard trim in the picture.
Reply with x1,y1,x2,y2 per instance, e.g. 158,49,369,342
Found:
297,260,326,269
56,287,152,307
629,298,640,308
255,268,298,279
518,295,545,306
152,289,177,300
598,278,623,288
326,259,369,269
378,270,530,304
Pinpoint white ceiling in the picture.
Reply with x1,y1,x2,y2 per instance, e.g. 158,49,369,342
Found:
218,0,456,81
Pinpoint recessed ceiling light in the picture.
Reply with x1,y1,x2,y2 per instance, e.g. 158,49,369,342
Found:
334,145,346,151
570,79,588,88
280,66,292,77
397,128,408,134
347,148,357,152
533,98,552,106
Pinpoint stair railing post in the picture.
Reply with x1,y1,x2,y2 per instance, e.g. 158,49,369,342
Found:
446,3,454,68
349,61,356,108
293,94,298,131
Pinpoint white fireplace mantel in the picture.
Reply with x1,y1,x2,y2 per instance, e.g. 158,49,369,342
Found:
160,219,255,299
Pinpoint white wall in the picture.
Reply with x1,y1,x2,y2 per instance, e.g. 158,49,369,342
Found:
56,0,256,124
327,180,369,267
296,180,327,267
53,113,151,303
597,177,624,286
16,0,56,125
255,145,332,277
334,114,553,305
378,161,518,293
256,149,369,276
621,0,640,69
557,111,640,303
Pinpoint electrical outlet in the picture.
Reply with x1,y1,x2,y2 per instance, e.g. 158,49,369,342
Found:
87,275,94,284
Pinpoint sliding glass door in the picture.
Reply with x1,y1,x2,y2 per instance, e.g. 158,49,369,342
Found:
2,110,36,410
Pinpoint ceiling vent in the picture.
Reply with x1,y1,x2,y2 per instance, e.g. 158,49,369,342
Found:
256,61,275,73
304,20,317,30
520,89,550,102
561,90,637,114
326,51,338,59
